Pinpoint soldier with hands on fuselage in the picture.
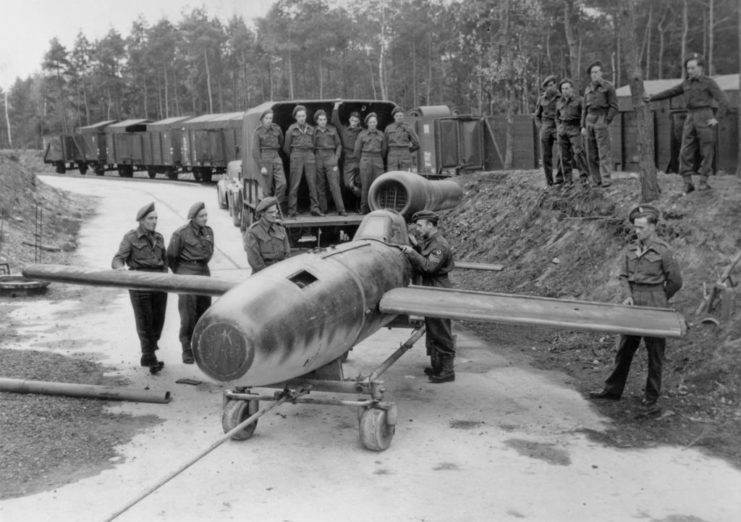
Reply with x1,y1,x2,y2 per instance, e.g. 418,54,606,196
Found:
400,210,456,383
581,61,618,188
252,109,286,205
243,197,291,274
112,202,168,374
644,53,728,194
535,75,564,186
284,105,322,217
314,109,347,216
384,107,420,172
167,202,214,364
354,112,387,214
556,78,590,186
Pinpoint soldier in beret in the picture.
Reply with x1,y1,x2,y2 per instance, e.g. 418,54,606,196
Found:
581,61,618,187
314,109,347,216
590,205,683,411
400,210,456,383
340,111,363,201
284,105,322,217
167,202,214,364
243,196,291,273
353,112,387,214
112,202,168,373
252,109,286,205
644,53,728,193
384,107,420,172
556,78,590,185
534,75,564,186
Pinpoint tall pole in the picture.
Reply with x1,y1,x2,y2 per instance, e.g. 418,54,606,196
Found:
4,91,11,148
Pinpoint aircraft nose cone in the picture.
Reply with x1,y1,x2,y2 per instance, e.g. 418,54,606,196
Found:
193,320,254,381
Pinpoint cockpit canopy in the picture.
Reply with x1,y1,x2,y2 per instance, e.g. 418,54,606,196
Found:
353,210,409,246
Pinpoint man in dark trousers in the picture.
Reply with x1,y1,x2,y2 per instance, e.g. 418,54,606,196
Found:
167,202,214,364
581,61,618,188
314,109,347,216
353,113,386,214
400,210,456,383
243,197,291,273
112,202,168,374
339,111,363,200
556,78,590,186
284,105,321,217
590,205,683,411
645,53,728,194
252,108,286,205
534,75,564,186
384,106,420,171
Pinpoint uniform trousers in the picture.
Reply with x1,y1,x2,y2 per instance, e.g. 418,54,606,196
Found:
175,263,212,352
359,153,385,214
387,148,414,171
679,107,717,184
129,289,167,355
584,113,612,185
288,150,318,214
316,150,345,213
259,150,287,203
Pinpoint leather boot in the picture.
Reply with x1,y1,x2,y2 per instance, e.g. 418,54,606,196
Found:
140,352,164,374
424,352,441,376
182,349,194,364
429,355,455,383
698,178,711,191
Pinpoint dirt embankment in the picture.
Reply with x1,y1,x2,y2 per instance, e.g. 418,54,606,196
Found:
442,169,741,466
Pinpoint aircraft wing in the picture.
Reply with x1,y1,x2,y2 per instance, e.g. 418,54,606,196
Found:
379,286,686,338
22,264,236,297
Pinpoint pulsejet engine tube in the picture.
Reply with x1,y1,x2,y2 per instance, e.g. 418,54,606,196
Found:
368,171,463,219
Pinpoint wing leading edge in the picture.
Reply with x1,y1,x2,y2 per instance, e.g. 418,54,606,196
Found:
22,264,236,297
379,286,686,338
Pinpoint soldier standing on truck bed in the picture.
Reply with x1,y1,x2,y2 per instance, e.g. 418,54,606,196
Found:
384,107,420,171
644,53,728,194
314,109,347,216
340,111,363,201
284,105,322,217
354,113,387,214
252,109,287,206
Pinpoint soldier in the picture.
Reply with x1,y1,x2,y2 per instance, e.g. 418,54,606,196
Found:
112,202,168,374
590,205,683,411
284,105,322,217
340,111,363,200
644,53,729,193
556,78,590,186
535,75,564,186
252,109,286,205
400,210,456,383
166,202,214,364
353,113,387,214
313,109,347,216
581,61,618,188
243,196,291,273
384,106,420,171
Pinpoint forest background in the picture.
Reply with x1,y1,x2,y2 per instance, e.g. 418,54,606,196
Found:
0,0,738,150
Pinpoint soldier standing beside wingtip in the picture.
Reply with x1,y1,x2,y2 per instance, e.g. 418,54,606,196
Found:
112,202,168,374
400,210,456,383
644,53,728,194
243,196,291,274
581,61,618,188
384,107,420,172
590,205,683,411
535,75,564,186
167,202,214,364
556,78,590,186
252,109,286,206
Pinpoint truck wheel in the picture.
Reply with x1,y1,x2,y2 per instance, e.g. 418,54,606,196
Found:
94,165,105,176
56,162,66,174
78,162,88,175
147,168,156,179
166,168,178,180
193,168,203,182
201,168,213,184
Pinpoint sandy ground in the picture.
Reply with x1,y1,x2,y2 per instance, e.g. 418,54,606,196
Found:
1,175,740,522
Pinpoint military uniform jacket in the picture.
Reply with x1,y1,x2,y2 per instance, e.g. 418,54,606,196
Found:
166,221,214,273
314,125,343,157
252,123,284,164
384,122,420,151
283,123,315,154
243,218,291,273
582,79,618,126
650,75,728,119
340,125,362,160
556,95,584,129
406,232,454,288
534,90,560,125
354,129,387,158
619,238,682,299
112,226,167,271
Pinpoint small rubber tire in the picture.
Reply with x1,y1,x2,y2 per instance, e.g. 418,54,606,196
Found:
359,408,394,451
147,169,157,179
222,399,260,441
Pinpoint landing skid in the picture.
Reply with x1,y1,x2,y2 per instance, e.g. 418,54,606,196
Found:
221,326,426,451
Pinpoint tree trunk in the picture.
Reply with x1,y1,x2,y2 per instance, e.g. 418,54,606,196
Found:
657,9,668,79
681,0,688,70
737,0,741,176
163,66,169,118
563,0,580,81
614,16,621,87
642,3,653,80
504,82,514,169
204,48,213,114
411,37,417,107
426,34,433,104
318,58,324,98
4,91,12,148
378,2,388,100
618,0,659,202
288,50,295,100
708,0,715,75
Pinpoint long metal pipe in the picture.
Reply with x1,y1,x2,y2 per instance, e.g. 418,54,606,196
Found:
0,377,171,404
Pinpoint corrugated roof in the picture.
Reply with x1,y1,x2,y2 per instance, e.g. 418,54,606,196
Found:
616,73,739,96
78,120,117,131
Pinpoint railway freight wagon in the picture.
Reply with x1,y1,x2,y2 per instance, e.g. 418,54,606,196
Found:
104,119,151,177
142,116,193,180
43,134,85,174
79,120,117,175
181,111,244,183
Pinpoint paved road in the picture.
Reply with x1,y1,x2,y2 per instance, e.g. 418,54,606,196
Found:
1,175,740,522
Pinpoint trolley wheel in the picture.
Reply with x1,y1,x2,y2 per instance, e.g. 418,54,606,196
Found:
147,168,157,179
95,165,105,176
55,162,66,174
359,407,395,451
222,398,260,441
78,162,88,175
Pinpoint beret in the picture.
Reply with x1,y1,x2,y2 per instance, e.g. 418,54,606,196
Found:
349,111,361,120
364,112,378,125
314,109,327,123
187,201,205,220
412,210,439,225
628,205,660,224
255,196,279,214
136,202,155,221
391,106,404,116
259,109,272,121
292,105,307,119
586,60,603,75
542,75,558,88
558,78,574,91
684,53,705,68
